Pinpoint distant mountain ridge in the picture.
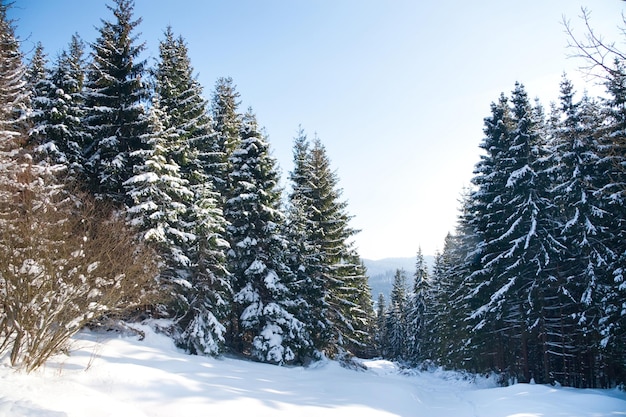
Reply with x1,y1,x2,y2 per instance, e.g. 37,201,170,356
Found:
363,256,435,302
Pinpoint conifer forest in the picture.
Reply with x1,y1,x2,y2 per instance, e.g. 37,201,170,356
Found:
0,0,625,389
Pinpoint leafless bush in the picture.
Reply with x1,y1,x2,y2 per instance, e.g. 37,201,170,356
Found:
0,160,160,372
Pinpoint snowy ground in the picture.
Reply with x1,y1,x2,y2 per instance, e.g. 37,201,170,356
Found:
1,325,625,417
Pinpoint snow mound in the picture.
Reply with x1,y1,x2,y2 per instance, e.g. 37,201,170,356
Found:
0,398,67,417
362,359,401,375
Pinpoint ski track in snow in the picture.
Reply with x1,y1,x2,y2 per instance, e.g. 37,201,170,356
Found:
1,325,625,417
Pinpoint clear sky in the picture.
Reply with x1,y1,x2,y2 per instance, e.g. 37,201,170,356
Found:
9,0,626,260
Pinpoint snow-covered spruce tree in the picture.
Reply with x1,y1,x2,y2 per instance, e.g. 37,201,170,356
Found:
124,98,194,300
287,133,373,358
547,77,611,386
0,1,28,143
40,34,88,182
284,128,326,358
153,26,212,169
0,0,30,201
405,248,430,363
25,42,47,90
312,138,374,358
210,76,242,197
373,293,386,356
455,94,514,374
424,232,471,369
26,35,88,183
597,58,626,385
25,42,53,149
444,188,490,370
563,10,626,386
83,0,149,205
225,110,309,364
465,83,562,383
152,27,231,355
177,179,231,356
455,97,514,372
383,269,408,361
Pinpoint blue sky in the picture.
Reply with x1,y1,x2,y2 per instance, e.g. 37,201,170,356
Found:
10,1,625,260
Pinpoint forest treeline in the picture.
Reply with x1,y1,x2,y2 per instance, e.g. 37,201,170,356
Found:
0,0,624,388
375,44,626,387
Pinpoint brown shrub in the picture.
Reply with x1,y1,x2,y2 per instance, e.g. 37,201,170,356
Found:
0,160,160,371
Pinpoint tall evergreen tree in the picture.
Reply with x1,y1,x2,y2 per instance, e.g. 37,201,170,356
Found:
124,98,194,291
83,0,150,204
406,248,429,363
210,77,241,196
284,128,324,358
384,269,408,360
466,83,561,382
152,27,231,355
178,177,231,356
153,26,212,168
374,292,386,356
287,133,373,357
596,58,626,383
459,94,515,373
426,232,470,368
225,110,309,364
562,14,626,385
547,77,609,385
31,35,87,182
25,42,53,150
0,1,28,147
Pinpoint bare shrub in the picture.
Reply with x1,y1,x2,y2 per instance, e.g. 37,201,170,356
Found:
0,160,160,372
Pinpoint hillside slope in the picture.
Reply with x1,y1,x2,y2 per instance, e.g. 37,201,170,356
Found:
364,256,435,300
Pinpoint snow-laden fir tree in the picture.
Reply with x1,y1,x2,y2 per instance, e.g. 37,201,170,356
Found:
83,0,149,204
284,128,326,357
307,135,373,358
0,0,26,155
152,27,231,355
464,83,563,382
405,248,429,363
0,0,40,257
287,131,373,358
210,77,242,197
124,95,229,356
0,1,28,148
383,269,408,361
153,26,212,170
373,293,386,355
25,42,53,150
28,35,87,182
596,58,626,383
449,95,515,372
124,97,194,294
546,76,610,385
452,97,514,372
177,177,231,356
560,13,626,385
421,232,468,368
225,110,309,364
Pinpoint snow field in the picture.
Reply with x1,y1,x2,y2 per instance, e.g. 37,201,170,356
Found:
0,324,624,417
